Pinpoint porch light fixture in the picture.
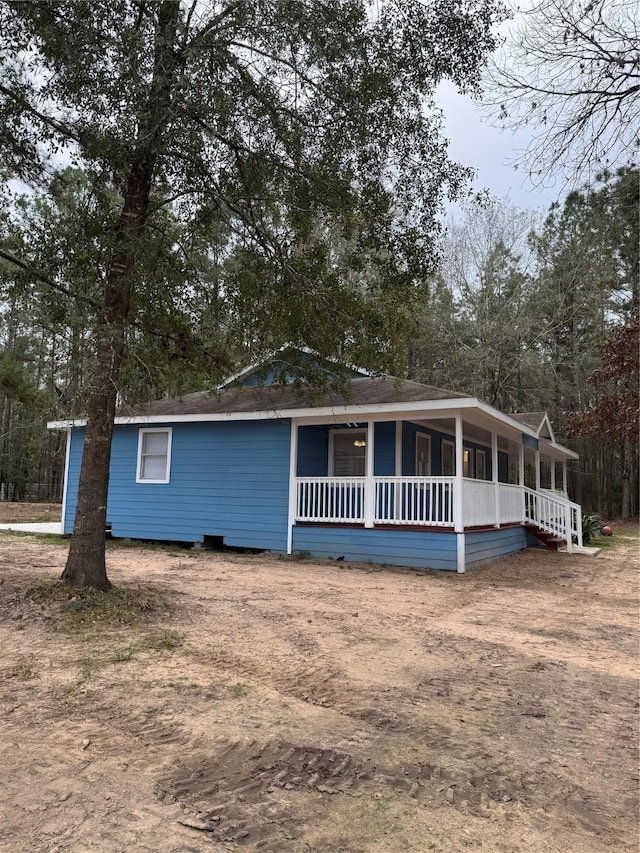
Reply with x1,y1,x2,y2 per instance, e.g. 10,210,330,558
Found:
353,439,366,447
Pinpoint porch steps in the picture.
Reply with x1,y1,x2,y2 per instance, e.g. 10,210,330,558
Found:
525,523,565,551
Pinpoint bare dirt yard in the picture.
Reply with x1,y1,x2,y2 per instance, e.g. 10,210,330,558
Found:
0,507,637,853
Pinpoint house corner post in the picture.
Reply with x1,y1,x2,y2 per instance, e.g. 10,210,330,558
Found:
364,421,375,528
518,443,525,522
287,419,298,554
457,533,466,574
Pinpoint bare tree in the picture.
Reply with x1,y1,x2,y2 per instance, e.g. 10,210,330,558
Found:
486,0,640,183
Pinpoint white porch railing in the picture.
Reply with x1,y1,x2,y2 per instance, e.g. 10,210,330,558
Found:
374,477,455,526
296,477,365,523
462,479,495,527
295,477,582,547
523,486,582,551
296,476,456,527
461,480,525,527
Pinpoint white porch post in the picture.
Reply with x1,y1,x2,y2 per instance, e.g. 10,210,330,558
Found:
455,414,465,573
518,444,525,487
550,460,556,492
286,419,299,554
364,421,375,528
395,421,402,475
518,444,525,523
535,449,541,491
492,430,499,528
562,461,568,495
394,421,402,520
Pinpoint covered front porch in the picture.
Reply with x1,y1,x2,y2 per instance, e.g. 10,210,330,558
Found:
286,406,582,572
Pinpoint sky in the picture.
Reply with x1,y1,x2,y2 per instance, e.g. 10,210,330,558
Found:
436,81,565,217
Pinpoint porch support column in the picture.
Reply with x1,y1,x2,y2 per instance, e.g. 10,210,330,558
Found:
518,444,525,523
535,449,541,491
550,460,556,493
364,421,375,528
562,461,568,496
518,444,525,487
492,430,499,528
286,419,299,554
395,421,402,476
455,414,465,573
394,420,402,520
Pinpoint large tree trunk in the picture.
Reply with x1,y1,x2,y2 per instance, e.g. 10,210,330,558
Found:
60,332,123,589
61,2,180,589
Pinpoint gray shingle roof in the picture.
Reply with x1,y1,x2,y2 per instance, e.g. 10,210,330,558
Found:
128,375,470,417
510,412,548,432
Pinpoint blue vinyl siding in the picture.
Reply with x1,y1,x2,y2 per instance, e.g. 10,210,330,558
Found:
297,426,328,476
465,526,539,567
401,423,457,476
64,419,291,549
498,451,509,483
373,422,396,475
63,429,85,534
235,351,369,387
297,422,395,476
292,525,458,570
402,422,500,480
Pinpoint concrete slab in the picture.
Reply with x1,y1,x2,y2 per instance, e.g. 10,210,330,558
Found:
0,522,63,535
558,545,601,556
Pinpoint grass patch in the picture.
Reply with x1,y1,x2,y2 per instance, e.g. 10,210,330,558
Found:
7,657,39,680
78,660,94,683
111,645,136,662
25,580,171,632
0,531,67,546
146,629,183,651
589,523,638,551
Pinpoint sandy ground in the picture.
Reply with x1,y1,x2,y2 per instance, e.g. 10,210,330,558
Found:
0,502,62,522
0,509,637,853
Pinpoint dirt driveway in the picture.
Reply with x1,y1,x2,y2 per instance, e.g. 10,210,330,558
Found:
0,518,637,853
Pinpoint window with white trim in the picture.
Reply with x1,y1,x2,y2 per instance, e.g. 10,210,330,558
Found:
463,447,473,478
136,428,172,483
415,433,431,476
330,429,367,476
441,439,455,476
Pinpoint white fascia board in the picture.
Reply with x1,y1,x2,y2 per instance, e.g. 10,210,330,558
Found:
48,396,579,460
48,397,478,430
539,440,579,461
471,400,543,440
47,397,503,431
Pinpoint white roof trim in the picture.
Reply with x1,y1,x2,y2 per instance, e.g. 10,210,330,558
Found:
47,395,578,460
537,413,556,442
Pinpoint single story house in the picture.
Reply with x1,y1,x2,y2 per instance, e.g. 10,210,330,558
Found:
49,352,584,573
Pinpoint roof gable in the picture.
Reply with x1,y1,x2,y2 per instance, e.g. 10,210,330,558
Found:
217,346,371,389
511,412,556,442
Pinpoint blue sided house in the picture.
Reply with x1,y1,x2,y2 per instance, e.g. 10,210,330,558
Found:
49,350,585,573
